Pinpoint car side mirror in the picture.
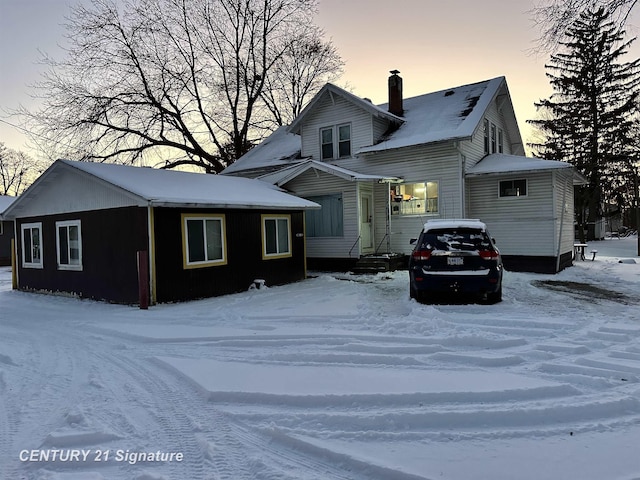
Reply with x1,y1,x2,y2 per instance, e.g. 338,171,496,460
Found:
409,238,417,245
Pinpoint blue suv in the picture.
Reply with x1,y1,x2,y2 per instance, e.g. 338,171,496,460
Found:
409,219,503,304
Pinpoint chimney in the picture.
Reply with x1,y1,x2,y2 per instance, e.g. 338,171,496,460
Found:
388,69,403,116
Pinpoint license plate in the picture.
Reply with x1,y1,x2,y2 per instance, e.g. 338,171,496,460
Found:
447,257,464,266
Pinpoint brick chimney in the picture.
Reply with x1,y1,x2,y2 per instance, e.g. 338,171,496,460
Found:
388,70,403,116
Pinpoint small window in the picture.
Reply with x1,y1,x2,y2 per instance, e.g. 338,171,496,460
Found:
21,222,43,269
391,181,439,216
321,128,333,160
338,124,351,157
182,214,227,268
500,179,527,197
497,129,504,153
490,124,497,153
262,215,291,259
483,119,490,154
56,220,83,271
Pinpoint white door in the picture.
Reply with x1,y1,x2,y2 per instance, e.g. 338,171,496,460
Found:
360,193,374,254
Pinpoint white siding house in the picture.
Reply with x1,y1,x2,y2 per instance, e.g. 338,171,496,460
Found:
223,72,585,273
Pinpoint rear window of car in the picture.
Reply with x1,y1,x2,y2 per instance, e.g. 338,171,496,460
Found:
419,228,492,252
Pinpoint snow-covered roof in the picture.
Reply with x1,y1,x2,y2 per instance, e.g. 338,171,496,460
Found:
423,219,487,233
257,160,401,187
222,126,302,175
466,154,574,175
359,77,509,154
4,160,319,218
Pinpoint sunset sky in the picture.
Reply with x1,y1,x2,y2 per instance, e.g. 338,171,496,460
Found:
1,0,639,157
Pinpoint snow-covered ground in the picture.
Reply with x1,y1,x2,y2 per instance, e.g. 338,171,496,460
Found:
1,237,639,480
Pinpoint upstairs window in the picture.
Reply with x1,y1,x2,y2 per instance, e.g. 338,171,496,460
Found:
499,179,527,197
21,222,43,269
56,220,83,271
484,119,504,155
320,124,351,160
391,182,439,216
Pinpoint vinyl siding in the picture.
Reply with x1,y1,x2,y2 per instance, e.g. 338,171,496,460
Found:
284,169,360,258
467,171,558,256
464,101,517,171
553,170,576,258
300,93,374,161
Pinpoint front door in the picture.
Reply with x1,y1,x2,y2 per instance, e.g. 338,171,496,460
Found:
360,192,374,254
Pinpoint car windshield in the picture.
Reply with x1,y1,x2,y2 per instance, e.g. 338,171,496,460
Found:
419,228,491,252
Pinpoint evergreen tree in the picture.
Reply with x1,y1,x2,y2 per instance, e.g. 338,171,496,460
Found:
528,7,640,240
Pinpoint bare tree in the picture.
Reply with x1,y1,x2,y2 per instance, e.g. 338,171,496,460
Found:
531,0,638,51
0,143,41,196
260,26,344,127
21,0,342,173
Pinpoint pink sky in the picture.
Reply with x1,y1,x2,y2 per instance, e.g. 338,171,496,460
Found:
1,0,639,156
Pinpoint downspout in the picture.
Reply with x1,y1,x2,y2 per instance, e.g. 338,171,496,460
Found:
454,142,466,217
12,220,18,289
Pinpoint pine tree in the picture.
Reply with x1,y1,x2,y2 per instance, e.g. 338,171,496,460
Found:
528,7,640,241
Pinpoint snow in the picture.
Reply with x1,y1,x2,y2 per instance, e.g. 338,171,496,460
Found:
467,153,574,175
1,237,640,479
9,160,320,213
0,195,16,217
422,218,486,232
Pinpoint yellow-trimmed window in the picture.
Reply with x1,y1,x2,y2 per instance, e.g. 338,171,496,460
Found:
262,214,291,260
182,214,227,269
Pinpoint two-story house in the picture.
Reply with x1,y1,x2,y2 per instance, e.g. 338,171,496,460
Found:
223,72,585,273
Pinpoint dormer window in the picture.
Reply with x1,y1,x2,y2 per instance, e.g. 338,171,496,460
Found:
484,118,504,155
320,124,351,160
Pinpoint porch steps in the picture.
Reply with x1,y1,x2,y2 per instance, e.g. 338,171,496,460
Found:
351,253,407,274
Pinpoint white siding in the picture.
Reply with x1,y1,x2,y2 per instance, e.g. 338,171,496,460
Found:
554,170,576,259
354,143,464,255
13,167,143,218
284,169,360,258
467,171,558,256
300,93,374,161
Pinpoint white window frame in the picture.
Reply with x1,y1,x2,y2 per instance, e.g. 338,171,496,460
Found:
182,214,227,269
262,214,292,259
320,123,352,160
56,220,83,271
21,222,43,269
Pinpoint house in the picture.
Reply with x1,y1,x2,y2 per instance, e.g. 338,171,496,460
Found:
2,160,319,305
223,71,586,273
0,195,16,266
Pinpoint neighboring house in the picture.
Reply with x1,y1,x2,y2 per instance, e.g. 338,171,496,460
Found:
3,160,318,305
0,195,16,266
223,71,586,273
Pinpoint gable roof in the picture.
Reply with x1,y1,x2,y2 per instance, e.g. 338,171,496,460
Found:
287,83,404,135
4,160,319,219
359,77,521,154
256,160,401,187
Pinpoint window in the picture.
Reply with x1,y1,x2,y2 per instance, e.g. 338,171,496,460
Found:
321,127,333,160
182,214,227,268
499,179,527,197
305,194,344,237
391,182,439,216
262,215,291,259
320,124,351,160
56,220,83,270
338,124,351,157
21,222,43,269
483,118,504,155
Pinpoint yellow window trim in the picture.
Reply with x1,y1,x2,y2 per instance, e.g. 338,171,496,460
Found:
181,213,228,269
261,214,292,260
